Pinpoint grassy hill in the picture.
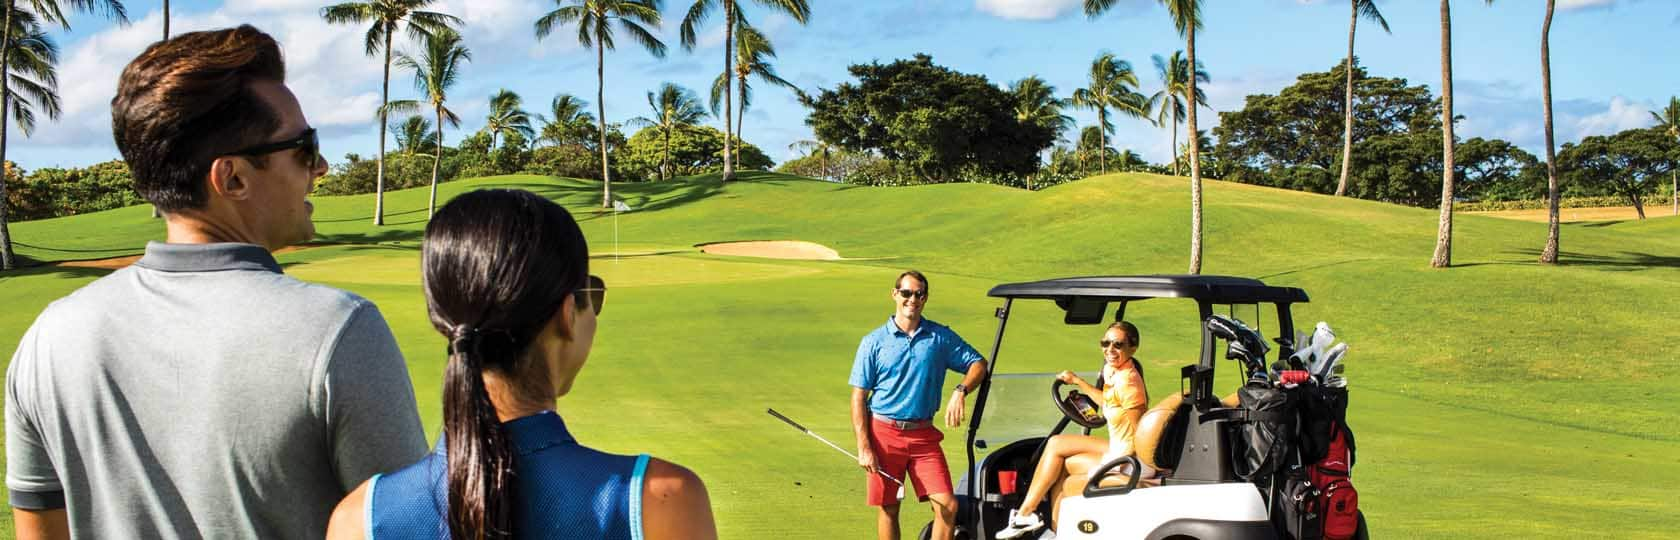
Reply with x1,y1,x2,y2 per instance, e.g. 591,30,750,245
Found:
3,172,1676,538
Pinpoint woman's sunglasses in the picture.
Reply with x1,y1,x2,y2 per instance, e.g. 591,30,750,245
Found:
896,288,928,299
1099,339,1131,350
228,127,320,170
576,274,607,315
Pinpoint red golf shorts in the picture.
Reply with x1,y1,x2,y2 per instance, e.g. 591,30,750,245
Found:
866,417,952,505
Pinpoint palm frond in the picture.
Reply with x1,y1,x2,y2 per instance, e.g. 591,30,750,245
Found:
617,19,667,58
1355,0,1391,34
679,0,715,50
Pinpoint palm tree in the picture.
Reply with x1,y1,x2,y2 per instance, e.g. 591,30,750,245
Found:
632,82,706,180
1092,0,1203,273
1652,97,1679,217
321,0,459,226
1,0,127,270
392,115,434,155
537,93,594,148
483,89,534,152
1432,0,1494,269
1334,0,1389,197
709,24,799,171
1539,0,1560,264
679,0,810,182
394,26,466,217
1070,52,1148,175
788,138,834,180
1148,50,1208,177
536,0,666,208
1010,75,1074,140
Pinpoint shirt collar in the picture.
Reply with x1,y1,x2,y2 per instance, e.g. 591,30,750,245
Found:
886,315,930,338
133,242,282,274
430,410,577,456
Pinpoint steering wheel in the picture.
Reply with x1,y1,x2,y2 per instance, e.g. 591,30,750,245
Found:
1053,379,1106,429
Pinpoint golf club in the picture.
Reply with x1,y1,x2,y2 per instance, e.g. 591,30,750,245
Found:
766,408,905,500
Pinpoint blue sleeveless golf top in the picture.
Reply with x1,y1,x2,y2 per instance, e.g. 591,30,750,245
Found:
366,411,651,539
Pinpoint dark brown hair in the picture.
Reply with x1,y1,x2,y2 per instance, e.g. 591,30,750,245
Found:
110,24,286,212
895,270,929,294
422,189,590,540
1106,320,1140,347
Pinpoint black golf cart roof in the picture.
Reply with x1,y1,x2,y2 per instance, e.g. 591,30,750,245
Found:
987,275,1309,304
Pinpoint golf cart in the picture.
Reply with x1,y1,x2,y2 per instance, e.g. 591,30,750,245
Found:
922,275,1366,540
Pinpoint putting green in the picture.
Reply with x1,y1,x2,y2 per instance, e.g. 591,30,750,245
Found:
1,172,1676,538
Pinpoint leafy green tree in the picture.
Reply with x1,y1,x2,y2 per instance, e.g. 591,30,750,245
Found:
1211,63,1440,193
633,82,707,180
1070,52,1148,174
803,54,1056,183
1651,96,1679,216
321,0,460,226
536,0,666,207
392,115,436,155
484,89,534,152
1336,0,1389,196
537,93,594,148
1148,50,1207,176
393,26,467,216
2,0,126,269
1009,75,1073,144
1456,137,1542,202
708,24,799,171
618,123,769,180
679,0,809,182
1557,128,1678,219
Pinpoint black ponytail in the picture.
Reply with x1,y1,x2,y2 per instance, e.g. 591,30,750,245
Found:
423,190,589,540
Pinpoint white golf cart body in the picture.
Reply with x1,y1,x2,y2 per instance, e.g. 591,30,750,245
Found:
930,276,1326,540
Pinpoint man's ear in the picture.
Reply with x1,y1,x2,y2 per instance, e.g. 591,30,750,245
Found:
207,157,253,201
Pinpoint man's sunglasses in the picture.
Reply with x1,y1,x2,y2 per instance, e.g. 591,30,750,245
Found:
1099,339,1132,350
228,128,319,170
896,288,928,300
576,274,607,315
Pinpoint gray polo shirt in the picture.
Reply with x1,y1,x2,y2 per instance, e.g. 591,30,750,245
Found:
5,242,429,538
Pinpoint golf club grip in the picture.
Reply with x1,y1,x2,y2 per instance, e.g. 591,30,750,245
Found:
765,408,809,432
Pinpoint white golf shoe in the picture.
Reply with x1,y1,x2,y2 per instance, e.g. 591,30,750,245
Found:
995,509,1045,539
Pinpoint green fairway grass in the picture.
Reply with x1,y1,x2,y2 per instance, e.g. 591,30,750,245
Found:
2,172,1676,538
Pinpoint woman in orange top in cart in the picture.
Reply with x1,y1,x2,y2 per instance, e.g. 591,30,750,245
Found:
995,321,1151,539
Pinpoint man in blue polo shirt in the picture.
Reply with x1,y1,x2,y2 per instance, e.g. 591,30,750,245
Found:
851,270,989,540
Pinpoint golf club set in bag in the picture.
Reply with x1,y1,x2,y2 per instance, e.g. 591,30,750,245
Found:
1206,315,1360,540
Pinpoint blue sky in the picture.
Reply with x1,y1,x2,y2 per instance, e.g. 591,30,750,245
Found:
9,0,1679,172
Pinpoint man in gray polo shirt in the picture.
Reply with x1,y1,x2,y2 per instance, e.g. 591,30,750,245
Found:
5,25,428,538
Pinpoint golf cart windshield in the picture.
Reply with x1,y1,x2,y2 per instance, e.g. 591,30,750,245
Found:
972,372,1096,452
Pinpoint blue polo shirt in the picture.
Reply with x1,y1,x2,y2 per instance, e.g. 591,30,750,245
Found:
849,316,985,421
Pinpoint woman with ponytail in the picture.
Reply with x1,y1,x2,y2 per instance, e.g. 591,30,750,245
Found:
327,189,716,539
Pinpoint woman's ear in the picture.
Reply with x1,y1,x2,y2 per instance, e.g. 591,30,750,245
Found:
551,293,578,341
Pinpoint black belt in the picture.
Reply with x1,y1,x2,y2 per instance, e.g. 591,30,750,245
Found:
873,414,933,430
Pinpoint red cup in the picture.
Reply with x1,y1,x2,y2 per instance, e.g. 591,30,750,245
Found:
998,470,1018,495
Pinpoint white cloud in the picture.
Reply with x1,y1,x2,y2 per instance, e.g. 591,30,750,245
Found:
1569,96,1654,140
1558,0,1616,11
975,0,1082,21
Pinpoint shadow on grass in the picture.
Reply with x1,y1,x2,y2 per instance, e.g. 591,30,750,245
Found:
12,240,144,255
317,227,426,246
312,207,429,224
1486,249,1680,270
0,262,113,282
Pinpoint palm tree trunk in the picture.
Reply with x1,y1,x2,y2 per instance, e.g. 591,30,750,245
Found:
662,126,671,181
1098,108,1108,174
374,30,392,226
597,37,610,208
1187,21,1204,275
153,0,170,220
1170,112,1179,176
1540,0,1560,263
721,2,735,181
1430,0,1455,269
0,0,16,270
736,77,746,171
430,104,443,217
1336,1,1357,197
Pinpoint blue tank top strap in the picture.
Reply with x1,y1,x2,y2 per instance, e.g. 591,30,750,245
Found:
630,453,650,540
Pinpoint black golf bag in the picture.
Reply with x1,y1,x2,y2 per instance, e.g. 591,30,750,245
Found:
1270,383,1360,540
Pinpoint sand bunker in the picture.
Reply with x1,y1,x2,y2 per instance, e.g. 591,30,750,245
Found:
696,240,842,260
55,245,318,270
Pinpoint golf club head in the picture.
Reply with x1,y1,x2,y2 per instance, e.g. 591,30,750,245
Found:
1317,342,1348,382
1207,315,1270,375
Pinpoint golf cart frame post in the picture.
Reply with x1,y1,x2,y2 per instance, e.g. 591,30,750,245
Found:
961,276,1310,538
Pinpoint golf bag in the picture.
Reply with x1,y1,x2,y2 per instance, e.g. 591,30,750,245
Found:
1310,425,1359,540
1233,381,1296,481
1273,382,1360,540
